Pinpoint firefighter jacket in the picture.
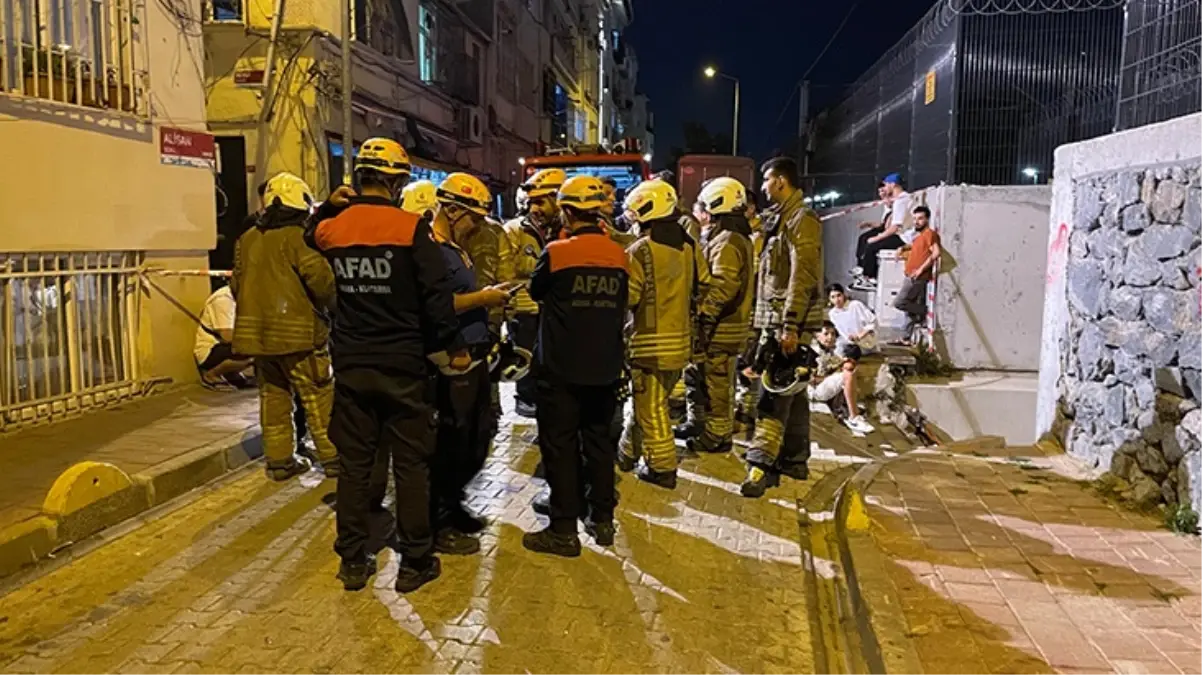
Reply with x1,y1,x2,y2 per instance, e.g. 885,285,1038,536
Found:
231,205,335,357
502,215,548,316
698,214,755,353
307,195,464,375
462,217,507,338
626,217,706,371
529,224,629,386
753,190,823,331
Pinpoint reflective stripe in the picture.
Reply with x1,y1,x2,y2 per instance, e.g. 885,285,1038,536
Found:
622,369,682,473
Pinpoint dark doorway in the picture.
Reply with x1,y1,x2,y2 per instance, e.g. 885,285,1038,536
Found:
211,136,248,292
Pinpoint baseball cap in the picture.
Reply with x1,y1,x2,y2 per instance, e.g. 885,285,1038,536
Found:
882,172,902,185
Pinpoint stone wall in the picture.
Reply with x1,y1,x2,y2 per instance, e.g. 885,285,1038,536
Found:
1060,164,1202,511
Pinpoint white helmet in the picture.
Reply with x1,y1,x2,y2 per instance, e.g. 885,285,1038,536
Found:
623,179,678,223
698,177,747,216
401,180,437,215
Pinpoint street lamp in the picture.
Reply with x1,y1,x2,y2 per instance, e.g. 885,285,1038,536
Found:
1022,166,1039,184
703,65,740,156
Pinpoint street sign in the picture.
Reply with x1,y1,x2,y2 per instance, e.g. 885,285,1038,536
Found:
234,69,265,87
160,127,216,169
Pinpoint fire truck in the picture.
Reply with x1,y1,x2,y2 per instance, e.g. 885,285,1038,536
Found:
676,154,756,210
519,141,652,203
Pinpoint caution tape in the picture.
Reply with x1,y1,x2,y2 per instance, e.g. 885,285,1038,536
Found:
140,267,232,278
818,198,886,222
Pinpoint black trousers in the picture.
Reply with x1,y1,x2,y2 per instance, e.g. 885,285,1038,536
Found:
431,364,494,529
536,377,618,534
856,227,905,279
508,314,539,405
745,389,812,475
331,367,436,566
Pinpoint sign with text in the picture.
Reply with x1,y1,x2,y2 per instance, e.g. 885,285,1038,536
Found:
924,71,936,105
160,127,216,169
234,69,265,87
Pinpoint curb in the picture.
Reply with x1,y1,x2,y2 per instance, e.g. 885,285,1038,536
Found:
0,428,263,579
833,455,924,674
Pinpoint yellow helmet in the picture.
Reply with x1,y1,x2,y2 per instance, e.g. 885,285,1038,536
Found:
355,137,411,176
262,172,314,211
437,172,491,216
522,168,567,199
400,180,437,215
698,176,747,215
557,175,608,212
623,179,677,222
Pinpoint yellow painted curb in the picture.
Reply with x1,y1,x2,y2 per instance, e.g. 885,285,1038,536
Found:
844,486,871,532
42,461,134,518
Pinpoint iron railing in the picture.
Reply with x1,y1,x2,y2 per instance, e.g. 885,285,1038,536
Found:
1,252,144,429
0,0,149,115
1116,0,1201,130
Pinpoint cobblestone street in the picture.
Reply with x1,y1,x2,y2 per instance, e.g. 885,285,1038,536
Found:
0,391,849,674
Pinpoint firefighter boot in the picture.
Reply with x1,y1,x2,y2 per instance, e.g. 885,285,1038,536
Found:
636,464,678,490
740,465,781,498
337,553,378,592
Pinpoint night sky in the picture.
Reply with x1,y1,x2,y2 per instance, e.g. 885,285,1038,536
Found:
625,0,938,168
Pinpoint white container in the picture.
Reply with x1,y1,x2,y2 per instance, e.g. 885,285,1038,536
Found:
874,251,908,330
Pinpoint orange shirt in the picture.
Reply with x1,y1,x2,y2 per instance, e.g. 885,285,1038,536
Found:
904,228,940,278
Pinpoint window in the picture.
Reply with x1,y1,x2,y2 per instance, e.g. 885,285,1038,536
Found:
573,106,586,142
418,2,437,82
1,0,146,115
207,0,241,21
354,0,414,61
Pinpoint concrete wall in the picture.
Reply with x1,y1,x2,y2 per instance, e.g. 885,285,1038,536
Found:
820,184,1050,372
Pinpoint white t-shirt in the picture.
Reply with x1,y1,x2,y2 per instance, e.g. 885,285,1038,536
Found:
829,299,877,348
194,286,236,363
890,191,913,228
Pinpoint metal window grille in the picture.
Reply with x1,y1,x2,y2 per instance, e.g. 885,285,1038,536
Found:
1116,0,1201,130
0,252,144,430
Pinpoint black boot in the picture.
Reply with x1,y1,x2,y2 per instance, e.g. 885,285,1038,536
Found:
522,527,582,557
584,519,615,547
395,557,441,593
616,451,637,473
777,462,810,481
688,434,733,454
265,455,312,482
435,528,481,555
673,421,702,440
449,507,489,534
637,465,677,489
337,554,378,591
532,494,551,516
740,465,781,498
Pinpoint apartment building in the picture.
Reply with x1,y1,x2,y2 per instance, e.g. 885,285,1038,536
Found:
0,0,218,427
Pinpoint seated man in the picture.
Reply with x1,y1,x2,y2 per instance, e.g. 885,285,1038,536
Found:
851,173,911,291
826,283,877,353
194,284,252,388
809,322,874,435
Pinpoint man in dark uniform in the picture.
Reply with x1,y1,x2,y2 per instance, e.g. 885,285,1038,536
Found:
309,137,471,593
523,175,629,556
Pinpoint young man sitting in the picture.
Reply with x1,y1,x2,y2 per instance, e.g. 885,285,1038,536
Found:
194,284,253,389
826,283,877,353
809,322,874,435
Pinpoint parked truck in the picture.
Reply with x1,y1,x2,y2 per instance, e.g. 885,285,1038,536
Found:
676,154,757,209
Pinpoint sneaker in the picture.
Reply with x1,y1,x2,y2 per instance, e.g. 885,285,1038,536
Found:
636,465,677,489
849,278,877,292
616,452,638,473
845,415,875,435
515,400,538,418
395,557,441,593
532,494,551,517
740,465,781,498
266,455,313,482
522,527,582,558
584,519,615,547
434,528,481,555
850,265,864,277
449,507,488,534
337,554,378,591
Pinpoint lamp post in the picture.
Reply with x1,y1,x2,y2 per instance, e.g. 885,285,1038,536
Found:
1022,167,1039,184
704,66,740,156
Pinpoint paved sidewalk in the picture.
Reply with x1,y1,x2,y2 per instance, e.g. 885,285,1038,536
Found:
852,447,1202,674
0,386,260,575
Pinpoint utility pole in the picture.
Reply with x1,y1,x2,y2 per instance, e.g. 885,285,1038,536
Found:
732,78,740,156
341,0,354,184
798,79,810,185
251,0,287,210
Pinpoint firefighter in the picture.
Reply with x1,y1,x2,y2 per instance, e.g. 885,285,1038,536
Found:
523,175,629,556
742,156,823,498
400,179,437,218
735,194,767,437
427,173,511,554
231,172,337,481
615,179,702,489
309,137,471,593
501,168,565,417
686,177,756,455
460,189,509,431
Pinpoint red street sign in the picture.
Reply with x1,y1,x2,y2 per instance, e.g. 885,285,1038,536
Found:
160,127,216,169
234,69,264,86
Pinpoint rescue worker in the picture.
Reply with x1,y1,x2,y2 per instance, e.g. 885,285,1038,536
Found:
231,172,337,481
524,175,629,556
735,195,767,437
501,168,565,417
687,177,756,455
461,198,510,429
428,173,511,553
743,156,823,498
616,179,701,489
400,179,438,218
309,137,471,593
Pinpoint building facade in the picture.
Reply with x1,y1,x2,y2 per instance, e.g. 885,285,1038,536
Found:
0,0,218,427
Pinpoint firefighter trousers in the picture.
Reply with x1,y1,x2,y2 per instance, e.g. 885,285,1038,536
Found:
508,314,539,406
536,377,619,534
257,349,335,466
696,351,737,447
620,368,682,473
331,367,437,565
745,389,811,475
431,364,494,530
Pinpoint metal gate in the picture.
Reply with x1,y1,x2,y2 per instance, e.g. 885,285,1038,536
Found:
0,252,144,430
